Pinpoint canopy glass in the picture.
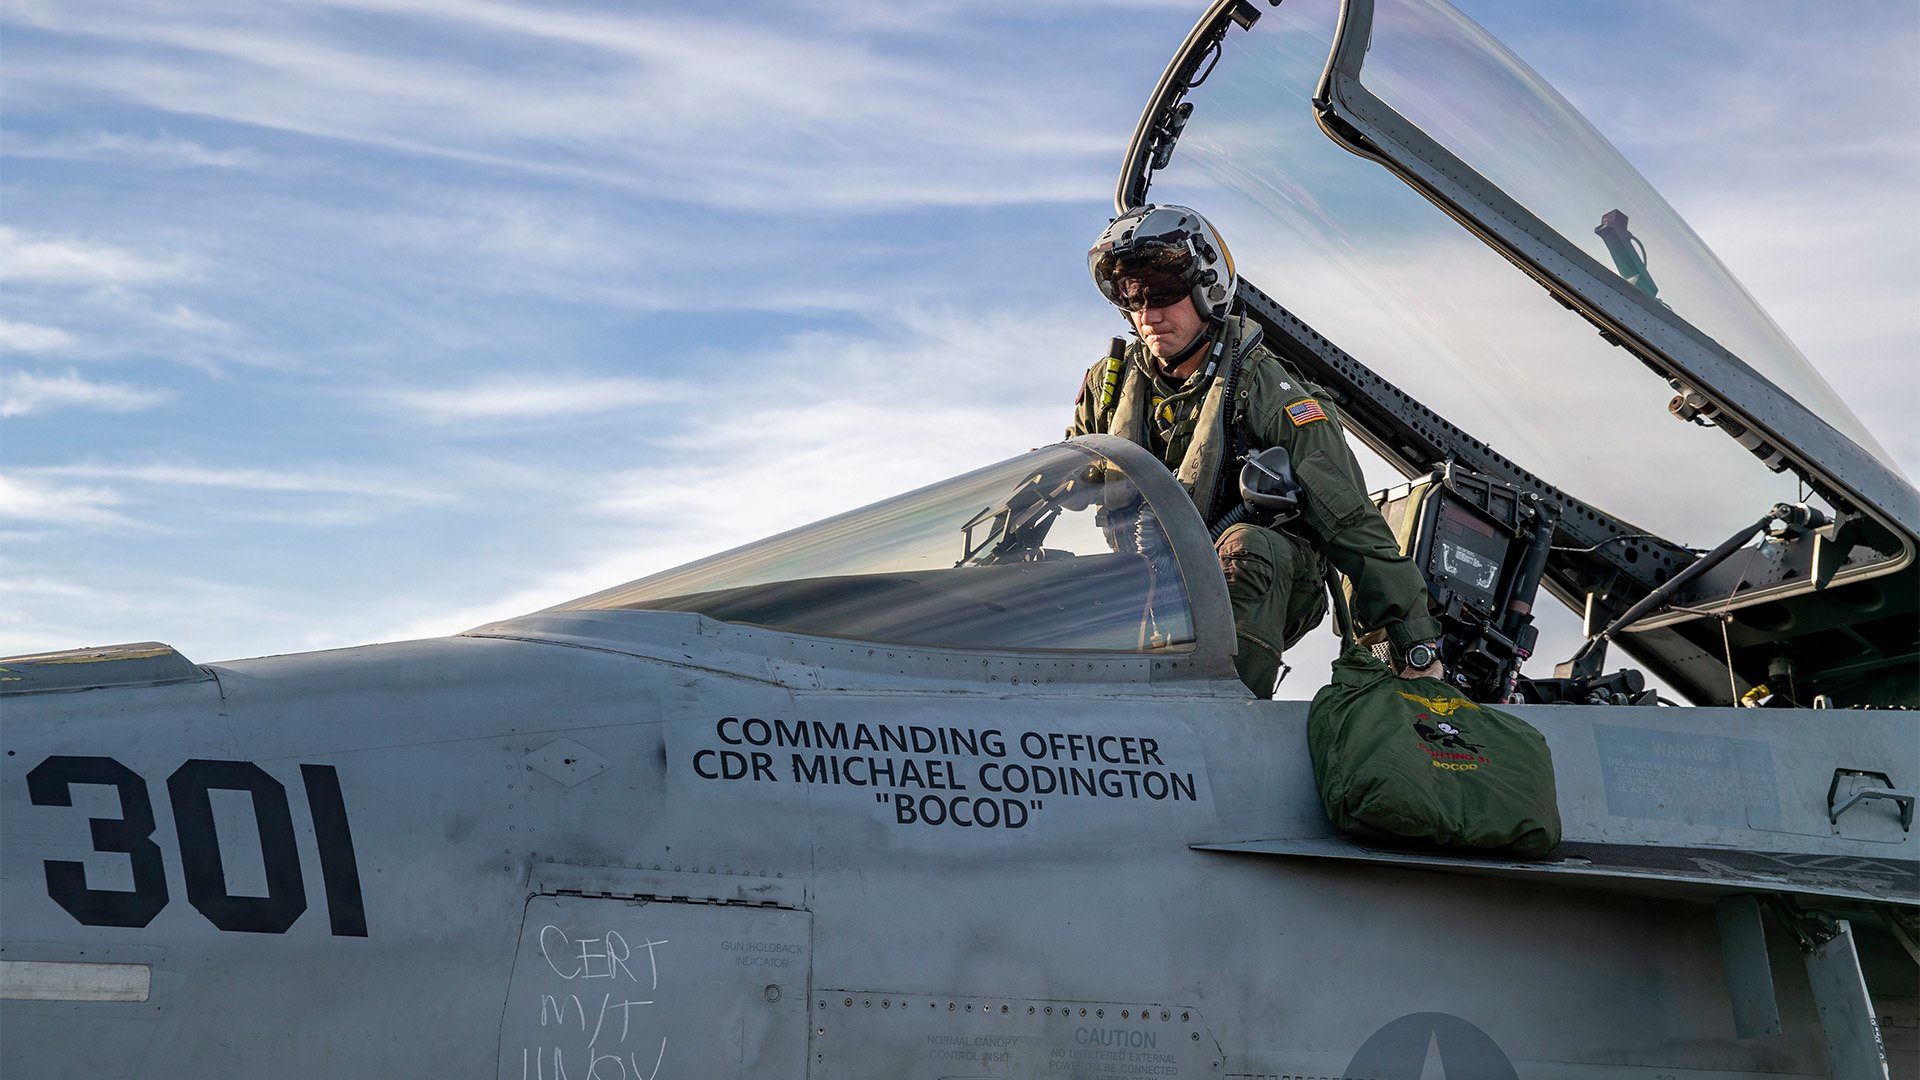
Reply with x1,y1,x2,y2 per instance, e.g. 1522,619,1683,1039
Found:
554,442,1197,652
1358,0,1893,469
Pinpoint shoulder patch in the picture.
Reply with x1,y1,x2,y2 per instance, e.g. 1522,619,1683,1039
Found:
1285,398,1328,426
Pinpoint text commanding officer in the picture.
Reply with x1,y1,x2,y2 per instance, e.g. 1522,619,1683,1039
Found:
1068,204,1443,696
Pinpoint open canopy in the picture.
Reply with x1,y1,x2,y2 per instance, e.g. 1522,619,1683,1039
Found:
1123,0,1908,541
1114,0,1916,705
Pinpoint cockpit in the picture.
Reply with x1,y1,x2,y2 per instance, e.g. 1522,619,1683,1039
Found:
1109,0,1916,706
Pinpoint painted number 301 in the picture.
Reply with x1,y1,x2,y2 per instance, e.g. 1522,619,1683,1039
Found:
26,756,367,937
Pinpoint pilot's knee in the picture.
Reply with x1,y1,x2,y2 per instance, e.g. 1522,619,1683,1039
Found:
1213,522,1274,607
1216,522,1281,583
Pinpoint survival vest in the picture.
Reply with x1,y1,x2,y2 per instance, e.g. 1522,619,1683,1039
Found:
1097,315,1264,527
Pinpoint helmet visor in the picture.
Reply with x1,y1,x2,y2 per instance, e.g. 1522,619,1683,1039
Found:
1091,239,1196,312
1109,270,1195,312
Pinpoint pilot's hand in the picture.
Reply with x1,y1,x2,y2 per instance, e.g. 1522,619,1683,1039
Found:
1397,661,1444,681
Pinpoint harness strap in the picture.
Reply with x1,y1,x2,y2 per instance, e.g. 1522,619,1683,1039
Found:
1206,325,1266,525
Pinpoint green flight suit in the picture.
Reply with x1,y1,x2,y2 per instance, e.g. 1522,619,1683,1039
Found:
1069,316,1441,695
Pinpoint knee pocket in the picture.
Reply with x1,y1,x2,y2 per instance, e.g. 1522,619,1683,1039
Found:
1216,523,1300,570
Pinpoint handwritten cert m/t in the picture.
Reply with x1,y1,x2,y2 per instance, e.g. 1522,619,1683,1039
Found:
499,894,811,1079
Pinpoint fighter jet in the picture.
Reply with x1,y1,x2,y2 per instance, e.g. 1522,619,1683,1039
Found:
3,1,1914,1077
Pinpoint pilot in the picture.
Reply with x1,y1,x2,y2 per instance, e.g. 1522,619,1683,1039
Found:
1069,203,1444,696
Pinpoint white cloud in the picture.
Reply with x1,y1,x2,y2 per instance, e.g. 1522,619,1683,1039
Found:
573,304,1101,559
0,319,76,352
0,0,1120,211
372,195,622,273
0,128,261,168
0,369,172,417
0,474,140,528
340,192,882,317
382,375,691,421
0,226,187,285
29,462,443,501
0,574,95,602
0,567,310,660
156,304,237,335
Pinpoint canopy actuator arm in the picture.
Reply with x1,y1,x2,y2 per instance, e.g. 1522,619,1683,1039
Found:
1559,503,1829,684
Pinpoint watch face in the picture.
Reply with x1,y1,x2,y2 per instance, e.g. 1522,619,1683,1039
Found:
1408,644,1436,669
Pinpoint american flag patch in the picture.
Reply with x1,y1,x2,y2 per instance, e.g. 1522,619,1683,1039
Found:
1286,398,1328,426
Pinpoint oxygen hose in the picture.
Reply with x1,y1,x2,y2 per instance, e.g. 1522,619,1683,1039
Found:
1204,325,1262,536
1209,502,1253,540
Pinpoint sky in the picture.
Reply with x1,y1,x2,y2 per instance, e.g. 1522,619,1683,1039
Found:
4,0,1917,693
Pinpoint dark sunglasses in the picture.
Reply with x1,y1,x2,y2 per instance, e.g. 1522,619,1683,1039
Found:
1112,271,1192,313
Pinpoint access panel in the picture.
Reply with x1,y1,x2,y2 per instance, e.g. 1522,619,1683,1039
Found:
499,894,810,1079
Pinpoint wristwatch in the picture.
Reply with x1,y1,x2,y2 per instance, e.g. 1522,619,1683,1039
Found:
1402,640,1441,671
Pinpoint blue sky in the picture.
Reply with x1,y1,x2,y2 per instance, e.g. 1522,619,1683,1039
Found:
4,0,1916,687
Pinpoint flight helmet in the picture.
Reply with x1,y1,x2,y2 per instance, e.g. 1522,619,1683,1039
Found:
1088,204,1236,323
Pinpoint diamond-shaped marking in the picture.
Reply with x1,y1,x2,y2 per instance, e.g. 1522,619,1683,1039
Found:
523,738,611,788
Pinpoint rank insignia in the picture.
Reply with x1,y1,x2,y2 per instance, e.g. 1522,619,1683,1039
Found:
1286,398,1328,426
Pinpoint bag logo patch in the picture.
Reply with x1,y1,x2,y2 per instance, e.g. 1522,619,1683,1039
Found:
1398,691,1478,716
1412,713,1489,770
